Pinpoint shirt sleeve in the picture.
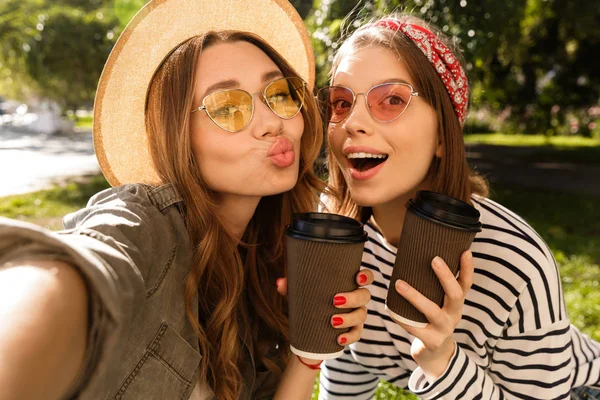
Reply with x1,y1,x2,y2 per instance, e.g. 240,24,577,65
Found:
319,350,379,400
570,325,600,389
408,279,575,400
0,183,180,396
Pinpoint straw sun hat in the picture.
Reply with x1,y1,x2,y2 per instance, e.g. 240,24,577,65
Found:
93,0,315,186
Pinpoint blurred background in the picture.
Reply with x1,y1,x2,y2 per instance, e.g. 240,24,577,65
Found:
0,1,598,398
2,0,599,136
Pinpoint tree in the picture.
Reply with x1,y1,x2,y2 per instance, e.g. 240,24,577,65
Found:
290,0,314,19
305,0,600,136
24,8,117,111
0,0,119,111
0,0,44,100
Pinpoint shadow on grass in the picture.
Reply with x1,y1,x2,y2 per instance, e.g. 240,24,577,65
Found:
520,146,600,165
489,185,599,263
489,184,600,341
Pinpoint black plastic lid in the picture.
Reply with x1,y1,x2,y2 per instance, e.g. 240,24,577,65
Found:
286,213,368,243
407,191,482,232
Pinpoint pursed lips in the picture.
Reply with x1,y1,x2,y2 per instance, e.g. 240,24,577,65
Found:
267,137,295,168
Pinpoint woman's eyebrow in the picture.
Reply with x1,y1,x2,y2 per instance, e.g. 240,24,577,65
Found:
377,78,413,85
202,79,239,97
262,70,284,82
331,77,414,88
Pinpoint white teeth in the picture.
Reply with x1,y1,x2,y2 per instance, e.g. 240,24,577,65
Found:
347,152,388,159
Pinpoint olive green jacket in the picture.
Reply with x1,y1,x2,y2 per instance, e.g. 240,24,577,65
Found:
0,183,280,399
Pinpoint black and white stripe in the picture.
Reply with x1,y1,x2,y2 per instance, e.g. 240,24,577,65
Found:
320,196,600,399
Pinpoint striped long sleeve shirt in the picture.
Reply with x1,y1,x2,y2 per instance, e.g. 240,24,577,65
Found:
319,196,600,399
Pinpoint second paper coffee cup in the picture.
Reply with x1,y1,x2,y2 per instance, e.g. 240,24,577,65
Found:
286,213,367,359
385,191,482,327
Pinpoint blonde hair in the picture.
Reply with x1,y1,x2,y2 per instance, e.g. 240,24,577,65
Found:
145,31,325,400
326,13,488,221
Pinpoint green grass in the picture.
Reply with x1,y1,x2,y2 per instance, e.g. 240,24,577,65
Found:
0,175,110,230
76,115,94,129
1,174,598,399
311,379,418,400
489,185,600,341
464,133,600,148
464,133,600,165
67,114,93,129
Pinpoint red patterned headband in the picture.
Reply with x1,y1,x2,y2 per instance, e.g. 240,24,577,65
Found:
373,18,469,126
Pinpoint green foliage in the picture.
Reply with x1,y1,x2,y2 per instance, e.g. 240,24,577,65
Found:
0,0,44,99
1,0,598,133
290,0,314,19
112,0,149,26
304,0,600,137
0,0,120,109
24,8,117,109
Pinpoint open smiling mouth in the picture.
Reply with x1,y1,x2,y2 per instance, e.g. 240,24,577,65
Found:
347,153,389,172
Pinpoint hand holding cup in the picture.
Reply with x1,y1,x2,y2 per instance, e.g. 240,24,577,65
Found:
276,269,374,347
285,213,369,359
385,190,481,327
391,250,475,380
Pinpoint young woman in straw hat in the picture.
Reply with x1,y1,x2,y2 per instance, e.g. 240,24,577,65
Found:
0,1,374,399
317,12,600,400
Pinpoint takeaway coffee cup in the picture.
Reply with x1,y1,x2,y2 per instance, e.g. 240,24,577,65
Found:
385,191,482,327
286,213,368,359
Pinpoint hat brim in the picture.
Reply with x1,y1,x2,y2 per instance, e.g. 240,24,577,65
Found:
93,0,315,186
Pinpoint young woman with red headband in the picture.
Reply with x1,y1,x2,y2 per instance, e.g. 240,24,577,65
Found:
0,1,376,399
318,13,600,400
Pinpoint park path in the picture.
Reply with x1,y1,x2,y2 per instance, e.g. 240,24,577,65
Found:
466,144,600,196
0,128,597,197
0,128,100,197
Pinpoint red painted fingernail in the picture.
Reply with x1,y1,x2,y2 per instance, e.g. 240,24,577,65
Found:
332,317,344,327
334,296,346,306
358,273,368,284
339,337,347,345
276,278,282,287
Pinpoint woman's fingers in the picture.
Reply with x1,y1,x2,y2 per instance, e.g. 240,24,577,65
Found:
275,277,287,296
337,317,365,346
430,256,465,315
356,269,374,286
334,287,371,309
458,251,474,295
394,279,441,321
331,306,367,329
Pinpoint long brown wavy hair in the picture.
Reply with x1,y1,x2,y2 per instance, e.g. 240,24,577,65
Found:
326,13,488,222
145,31,324,400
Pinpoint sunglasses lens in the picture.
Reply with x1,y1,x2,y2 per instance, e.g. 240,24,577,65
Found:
204,90,253,132
265,77,305,118
367,84,413,122
317,86,354,123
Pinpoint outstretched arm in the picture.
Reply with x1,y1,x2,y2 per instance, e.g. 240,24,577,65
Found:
0,260,89,400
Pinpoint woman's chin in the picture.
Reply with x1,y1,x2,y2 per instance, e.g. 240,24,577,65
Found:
349,188,398,209
349,190,380,208
261,177,299,197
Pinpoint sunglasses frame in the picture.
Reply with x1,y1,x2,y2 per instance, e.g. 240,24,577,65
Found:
190,77,306,133
318,82,419,124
